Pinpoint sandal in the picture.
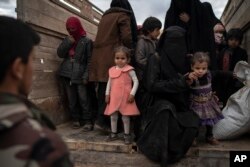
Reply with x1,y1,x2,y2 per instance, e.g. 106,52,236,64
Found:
82,123,93,132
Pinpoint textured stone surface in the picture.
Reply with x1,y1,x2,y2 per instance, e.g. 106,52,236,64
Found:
57,123,250,167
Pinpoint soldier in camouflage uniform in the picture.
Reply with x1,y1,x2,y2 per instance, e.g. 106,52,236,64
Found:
0,16,73,167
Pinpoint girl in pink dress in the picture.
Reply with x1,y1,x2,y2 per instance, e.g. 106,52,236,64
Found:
105,46,140,144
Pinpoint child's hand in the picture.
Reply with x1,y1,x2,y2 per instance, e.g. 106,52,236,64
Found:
127,94,135,103
186,72,197,85
105,95,110,104
188,72,198,81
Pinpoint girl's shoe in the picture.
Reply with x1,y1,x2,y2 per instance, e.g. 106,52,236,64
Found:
206,137,219,145
106,132,119,142
124,134,132,145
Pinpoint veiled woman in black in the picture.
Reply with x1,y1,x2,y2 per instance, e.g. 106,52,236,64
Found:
137,26,199,166
164,0,217,70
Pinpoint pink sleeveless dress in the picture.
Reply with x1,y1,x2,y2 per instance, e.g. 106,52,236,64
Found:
104,65,140,116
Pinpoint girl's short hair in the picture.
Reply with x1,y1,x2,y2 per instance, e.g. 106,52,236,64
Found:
142,17,162,35
191,52,210,66
114,46,131,59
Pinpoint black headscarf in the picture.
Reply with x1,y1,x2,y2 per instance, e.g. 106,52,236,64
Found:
202,2,221,27
157,26,189,78
164,0,191,29
164,0,217,70
110,0,138,48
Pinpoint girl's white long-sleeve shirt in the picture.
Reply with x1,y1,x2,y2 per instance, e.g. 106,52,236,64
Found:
105,67,139,96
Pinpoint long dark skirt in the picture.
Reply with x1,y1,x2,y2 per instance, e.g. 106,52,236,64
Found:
137,100,199,167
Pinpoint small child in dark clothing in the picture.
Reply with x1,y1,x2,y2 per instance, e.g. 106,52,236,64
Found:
188,52,223,145
216,28,248,106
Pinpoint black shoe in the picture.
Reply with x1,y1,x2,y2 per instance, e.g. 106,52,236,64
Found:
106,132,119,142
71,121,81,129
94,123,111,133
82,123,93,132
124,134,132,145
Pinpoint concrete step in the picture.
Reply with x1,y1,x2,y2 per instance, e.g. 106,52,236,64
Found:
71,150,160,167
57,123,250,167
57,123,137,153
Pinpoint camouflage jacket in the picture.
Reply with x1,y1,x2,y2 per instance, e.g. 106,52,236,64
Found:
0,93,73,167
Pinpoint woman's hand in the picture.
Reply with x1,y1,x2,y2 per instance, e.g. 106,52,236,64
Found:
128,94,135,103
105,95,110,104
179,12,190,23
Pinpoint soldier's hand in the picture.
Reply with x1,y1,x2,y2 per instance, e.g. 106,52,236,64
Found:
127,94,135,103
105,95,110,104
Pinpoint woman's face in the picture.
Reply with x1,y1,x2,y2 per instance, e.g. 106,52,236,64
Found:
66,26,77,36
214,23,225,44
214,23,225,33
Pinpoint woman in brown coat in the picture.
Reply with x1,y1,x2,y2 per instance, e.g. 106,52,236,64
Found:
89,0,138,130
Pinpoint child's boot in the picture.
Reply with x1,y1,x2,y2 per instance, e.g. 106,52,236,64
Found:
124,134,132,145
106,132,119,142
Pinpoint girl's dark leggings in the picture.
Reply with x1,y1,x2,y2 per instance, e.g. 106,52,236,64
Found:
205,125,213,138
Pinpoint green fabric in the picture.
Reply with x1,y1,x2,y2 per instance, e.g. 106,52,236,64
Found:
0,92,56,130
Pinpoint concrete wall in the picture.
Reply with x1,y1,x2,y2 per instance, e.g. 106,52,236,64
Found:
16,0,102,125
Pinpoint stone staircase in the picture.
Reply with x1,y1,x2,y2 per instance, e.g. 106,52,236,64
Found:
57,124,250,167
